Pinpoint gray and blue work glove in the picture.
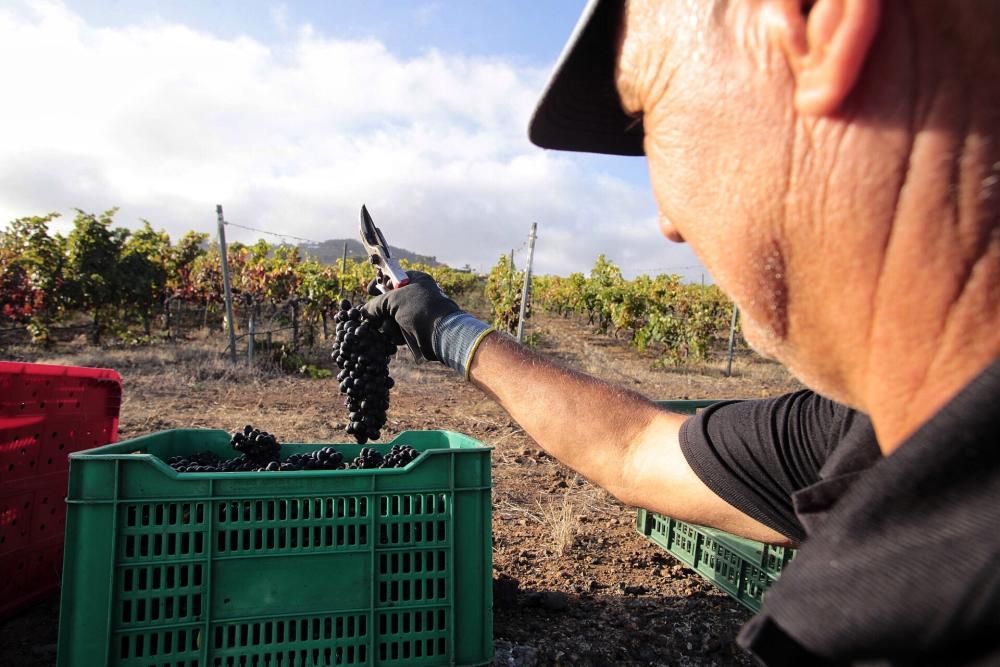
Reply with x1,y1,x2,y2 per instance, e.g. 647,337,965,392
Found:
362,271,495,379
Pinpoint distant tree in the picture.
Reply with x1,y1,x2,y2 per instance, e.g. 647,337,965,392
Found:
0,213,67,342
120,221,171,336
66,208,126,344
0,245,35,324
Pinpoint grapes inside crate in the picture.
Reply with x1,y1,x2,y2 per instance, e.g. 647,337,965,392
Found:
164,423,421,473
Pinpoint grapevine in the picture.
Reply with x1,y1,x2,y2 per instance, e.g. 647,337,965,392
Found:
484,253,522,334
524,257,736,364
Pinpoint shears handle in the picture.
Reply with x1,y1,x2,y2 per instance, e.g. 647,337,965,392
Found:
371,259,410,293
360,204,410,293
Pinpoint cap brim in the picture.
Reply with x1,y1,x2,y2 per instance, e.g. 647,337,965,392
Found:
529,0,644,156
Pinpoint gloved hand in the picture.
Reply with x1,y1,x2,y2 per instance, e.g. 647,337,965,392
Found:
362,271,495,377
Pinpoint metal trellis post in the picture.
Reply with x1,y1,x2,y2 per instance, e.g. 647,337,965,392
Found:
217,205,238,365
725,307,740,377
516,223,538,344
338,241,348,299
248,306,256,366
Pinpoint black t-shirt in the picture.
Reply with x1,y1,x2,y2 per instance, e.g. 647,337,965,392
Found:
680,390,881,542
678,359,1000,666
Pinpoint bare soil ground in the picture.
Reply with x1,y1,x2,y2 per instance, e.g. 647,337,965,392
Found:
0,312,801,666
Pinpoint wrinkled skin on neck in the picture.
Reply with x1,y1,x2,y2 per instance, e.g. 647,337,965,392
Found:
616,0,1000,452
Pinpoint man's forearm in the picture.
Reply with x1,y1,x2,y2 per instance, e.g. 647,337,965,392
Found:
466,332,791,544
468,332,668,498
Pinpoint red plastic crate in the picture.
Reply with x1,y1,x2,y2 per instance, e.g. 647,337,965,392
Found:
0,361,122,619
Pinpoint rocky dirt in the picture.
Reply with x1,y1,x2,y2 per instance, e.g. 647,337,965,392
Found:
0,312,801,666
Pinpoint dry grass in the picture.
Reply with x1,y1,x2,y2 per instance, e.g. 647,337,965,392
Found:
494,486,593,558
3,336,300,384
539,494,579,556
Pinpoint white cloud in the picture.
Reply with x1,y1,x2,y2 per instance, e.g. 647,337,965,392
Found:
0,1,705,279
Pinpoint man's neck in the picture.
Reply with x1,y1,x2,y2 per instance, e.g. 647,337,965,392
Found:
860,6,1000,452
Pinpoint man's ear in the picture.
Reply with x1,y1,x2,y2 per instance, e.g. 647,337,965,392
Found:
767,0,882,115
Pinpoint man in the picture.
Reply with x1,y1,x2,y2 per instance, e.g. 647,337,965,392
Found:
364,0,999,664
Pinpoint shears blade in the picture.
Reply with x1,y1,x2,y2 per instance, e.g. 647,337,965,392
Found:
358,204,409,291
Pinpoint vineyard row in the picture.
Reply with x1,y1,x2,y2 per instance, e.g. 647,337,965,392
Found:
486,254,737,363
2,209,736,365
0,209,477,346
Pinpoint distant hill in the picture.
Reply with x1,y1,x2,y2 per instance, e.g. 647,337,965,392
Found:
297,239,441,267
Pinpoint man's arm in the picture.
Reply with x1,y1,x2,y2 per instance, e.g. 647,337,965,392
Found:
469,332,792,545
362,272,794,544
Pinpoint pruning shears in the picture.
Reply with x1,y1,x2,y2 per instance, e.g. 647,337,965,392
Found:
359,204,410,294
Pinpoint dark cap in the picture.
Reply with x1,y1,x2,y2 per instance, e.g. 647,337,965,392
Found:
528,0,644,156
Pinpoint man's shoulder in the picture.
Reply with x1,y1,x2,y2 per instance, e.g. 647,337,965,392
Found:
741,359,1000,666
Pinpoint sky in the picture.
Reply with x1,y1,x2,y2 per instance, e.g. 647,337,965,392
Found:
0,0,709,281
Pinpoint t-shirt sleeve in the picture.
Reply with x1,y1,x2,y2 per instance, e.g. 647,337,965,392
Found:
678,390,853,542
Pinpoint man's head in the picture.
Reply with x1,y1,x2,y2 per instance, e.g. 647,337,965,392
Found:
533,1,1000,427
615,0,887,399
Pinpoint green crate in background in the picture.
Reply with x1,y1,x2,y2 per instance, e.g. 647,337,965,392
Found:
57,429,493,667
655,399,729,414
636,510,794,612
645,399,795,612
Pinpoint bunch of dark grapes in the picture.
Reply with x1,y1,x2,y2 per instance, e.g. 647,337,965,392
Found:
360,444,418,469
284,447,346,471
219,455,259,472
382,444,419,468
168,454,271,473
230,424,281,465
166,451,222,473
332,299,396,444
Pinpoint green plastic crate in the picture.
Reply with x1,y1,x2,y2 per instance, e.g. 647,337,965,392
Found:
643,400,794,612
56,429,493,667
636,510,794,612
655,399,728,414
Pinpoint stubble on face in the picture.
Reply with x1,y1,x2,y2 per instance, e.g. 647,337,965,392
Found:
733,242,788,360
